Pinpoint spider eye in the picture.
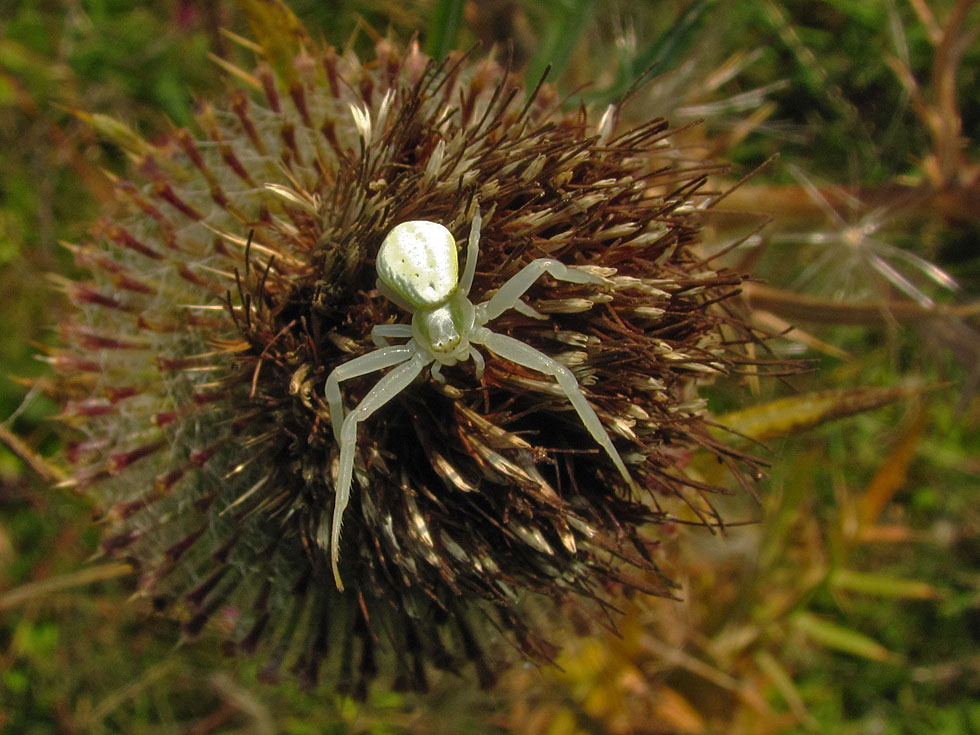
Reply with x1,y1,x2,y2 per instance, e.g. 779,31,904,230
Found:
376,221,459,308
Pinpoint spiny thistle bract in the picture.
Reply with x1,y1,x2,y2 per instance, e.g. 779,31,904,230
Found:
54,26,760,694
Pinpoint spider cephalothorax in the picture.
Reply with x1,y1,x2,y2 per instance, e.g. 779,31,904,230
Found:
325,207,639,589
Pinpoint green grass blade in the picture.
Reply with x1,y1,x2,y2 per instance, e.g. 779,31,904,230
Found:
829,569,945,600
426,0,465,61
714,384,936,441
596,0,718,102
526,0,597,86
790,611,901,664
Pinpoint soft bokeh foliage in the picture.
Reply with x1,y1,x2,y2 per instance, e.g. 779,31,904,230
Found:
2,1,978,733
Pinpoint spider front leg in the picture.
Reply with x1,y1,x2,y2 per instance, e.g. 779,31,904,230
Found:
478,258,604,323
371,323,414,347
457,207,482,298
325,343,418,442
474,329,639,494
328,350,430,590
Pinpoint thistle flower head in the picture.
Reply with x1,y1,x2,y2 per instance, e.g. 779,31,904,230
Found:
54,26,758,694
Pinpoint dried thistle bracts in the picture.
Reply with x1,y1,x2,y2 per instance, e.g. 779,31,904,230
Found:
54,35,756,693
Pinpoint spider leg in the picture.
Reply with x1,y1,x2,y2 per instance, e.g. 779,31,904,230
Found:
331,351,429,590
470,346,486,379
371,323,414,347
512,299,549,320
458,207,482,298
478,258,603,323
431,361,446,383
325,344,417,443
475,329,638,493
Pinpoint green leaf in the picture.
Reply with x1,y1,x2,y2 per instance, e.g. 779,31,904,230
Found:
3,668,30,694
790,611,901,663
239,0,311,85
715,384,937,441
426,0,465,62
70,110,150,157
0,39,33,73
829,568,945,600
595,0,718,101
526,0,598,85
753,650,818,730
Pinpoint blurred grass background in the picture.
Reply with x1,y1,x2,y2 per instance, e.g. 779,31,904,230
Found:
1,1,979,733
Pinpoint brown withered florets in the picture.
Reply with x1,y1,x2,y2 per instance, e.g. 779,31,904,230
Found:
55,34,761,694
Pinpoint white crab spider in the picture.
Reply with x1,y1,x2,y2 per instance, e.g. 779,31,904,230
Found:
324,209,639,589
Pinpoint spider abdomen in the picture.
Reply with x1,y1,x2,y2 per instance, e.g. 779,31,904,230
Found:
376,220,459,308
